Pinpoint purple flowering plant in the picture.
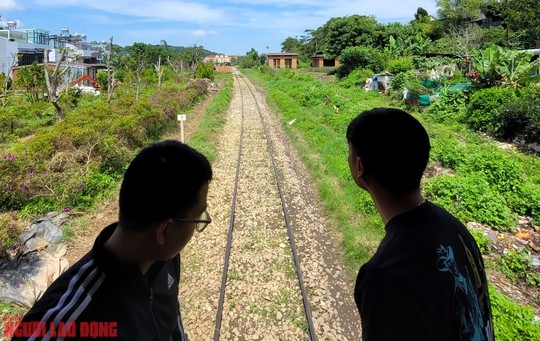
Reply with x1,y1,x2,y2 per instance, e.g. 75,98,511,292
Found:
0,216,21,254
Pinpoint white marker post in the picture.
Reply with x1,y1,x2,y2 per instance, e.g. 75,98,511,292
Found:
177,114,186,143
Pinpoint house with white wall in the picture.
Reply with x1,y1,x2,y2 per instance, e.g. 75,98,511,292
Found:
1,18,107,86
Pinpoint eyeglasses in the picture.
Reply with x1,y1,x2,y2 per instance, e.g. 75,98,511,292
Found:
173,210,212,232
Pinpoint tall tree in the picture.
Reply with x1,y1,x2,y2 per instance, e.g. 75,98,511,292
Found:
381,22,422,49
281,37,302,53
321,15,382,59
436,0,485,28
125,43,159,100
167,55,183,77
237,48,264,68
43,49,70,119
501,0,540,48
183,45,206,72
411,7,444,40
106,36,117,102
449,24,487,57
154,56,164,91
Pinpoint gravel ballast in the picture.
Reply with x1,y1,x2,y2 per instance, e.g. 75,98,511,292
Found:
179,71,362,340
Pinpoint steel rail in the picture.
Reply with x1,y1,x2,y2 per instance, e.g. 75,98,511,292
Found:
240,73,318,341
213,71,245,341
213,70,317,341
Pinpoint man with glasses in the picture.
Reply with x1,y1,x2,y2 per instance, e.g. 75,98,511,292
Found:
14,140,212,340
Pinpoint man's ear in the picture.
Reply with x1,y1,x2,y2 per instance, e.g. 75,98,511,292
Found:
355,155,365,180
155,219,172,245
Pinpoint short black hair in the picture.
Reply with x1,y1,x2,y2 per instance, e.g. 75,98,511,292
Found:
346,108,430,194
119,140,212,230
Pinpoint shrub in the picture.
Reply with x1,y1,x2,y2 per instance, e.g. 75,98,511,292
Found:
414,56,459,72
389,70,417,93
96,71,108,88
71,171,118,209
0,87,184,214
456,146,536,225
194,62,215,80
424,91,468,124
185,79,209,100
339,69,374,89
0,101,56,141
469,229,492,254
406,81,431,97
429,132,468,170
424,173,517,231
499,85,540,143
114,69,127,82
457,147,522,195
506,181,540,224
387,56,414,74
498,248,540,289
465,87,516,136
59,88,84,109
149,85,192,117
490,287,540,340
336,46,386,78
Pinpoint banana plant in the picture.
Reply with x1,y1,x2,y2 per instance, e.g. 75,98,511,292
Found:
410,33,431,55
496,50,540,88
384,36,410,58
471,45,502,88
472,45,540,88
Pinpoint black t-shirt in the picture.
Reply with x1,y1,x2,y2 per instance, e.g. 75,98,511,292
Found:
355,201,494,341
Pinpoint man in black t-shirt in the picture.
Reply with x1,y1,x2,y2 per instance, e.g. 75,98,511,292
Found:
346,108,493,340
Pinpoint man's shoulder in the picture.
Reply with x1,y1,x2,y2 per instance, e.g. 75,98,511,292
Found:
22,251,106,321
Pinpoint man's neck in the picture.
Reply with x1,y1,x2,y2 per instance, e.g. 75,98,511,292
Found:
368,187,425,225
104,227,155,274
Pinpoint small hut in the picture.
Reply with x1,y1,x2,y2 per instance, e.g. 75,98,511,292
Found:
267,53,297,69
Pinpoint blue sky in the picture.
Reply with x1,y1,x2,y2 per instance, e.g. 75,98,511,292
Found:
1,0,438,56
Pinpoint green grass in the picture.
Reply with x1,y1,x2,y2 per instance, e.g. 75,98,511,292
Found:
188,73,233,162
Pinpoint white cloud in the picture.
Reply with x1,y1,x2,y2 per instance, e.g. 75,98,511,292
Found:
192,29,218,36
31,0,226,23
0,0,20,11
25,0,438,32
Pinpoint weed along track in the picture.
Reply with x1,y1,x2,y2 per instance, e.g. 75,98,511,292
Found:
179,69,361,340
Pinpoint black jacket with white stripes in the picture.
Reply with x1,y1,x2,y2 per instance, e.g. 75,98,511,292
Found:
13,223,187,341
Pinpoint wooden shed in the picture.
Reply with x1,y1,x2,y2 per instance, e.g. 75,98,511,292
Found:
267,53,297,69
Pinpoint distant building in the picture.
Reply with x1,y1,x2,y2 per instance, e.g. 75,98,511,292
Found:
0,18,106,84
203,54,236,66
267,53,297,69
0,19,49,75
311,52,340,68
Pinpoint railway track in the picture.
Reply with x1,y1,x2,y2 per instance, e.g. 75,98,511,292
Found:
179,69,361,340
212,71,316,340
